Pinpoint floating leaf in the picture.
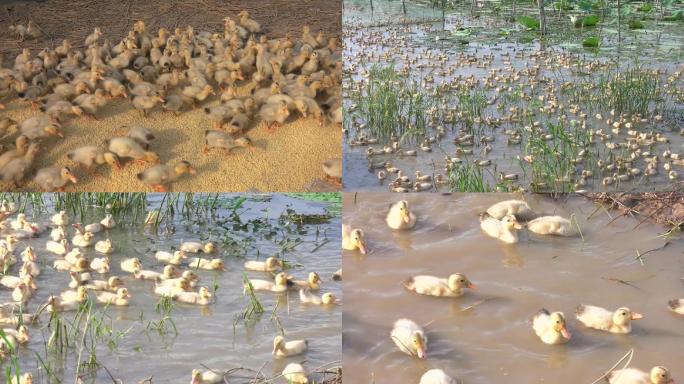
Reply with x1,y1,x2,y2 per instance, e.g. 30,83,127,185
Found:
574,14,599,27
517,15,540,30
582,36,600,47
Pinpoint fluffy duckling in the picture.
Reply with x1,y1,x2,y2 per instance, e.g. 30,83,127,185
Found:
120,257,142,273
181,241,216,254
187,257,225,271
135,265,178,281
526,216,577,236
299,289,338,305
203,131,254,154
485,199,537,221
289,271,321,291
244,256,283,272
403,273,474,298
342,224,367,254
100,214,116,229
94,238,114,254
0,312,34,327
155,250,186,265
85,276,123,292
246,272,291,293
282,363,308,384
173,286,213,305
72,231,94,247
60,286,88,302
51,210,69,226
668,299,684,315
576,305,643,334
2,325,30,345
90,257,110,274
272,335,308,357
386,200,417,230
106,137,160,165
46,238,68,255
390,318,427,359
154,278,190,297
8,372,33,384
258,100,290,129
33,166,78,191
238,10,261,34
480,214,522,244
50,226,66,241
322,158,342,185
137,160,196,192
420,369,457,384
132,95,164,116
606,366,674,384
190,369,223,384
532,309,571,344
67,146,120,172
47,293,86,312
127,126,156,150
95,288,130,306
0,274,36,290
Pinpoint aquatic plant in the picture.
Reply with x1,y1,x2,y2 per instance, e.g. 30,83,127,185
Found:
447,162,492,192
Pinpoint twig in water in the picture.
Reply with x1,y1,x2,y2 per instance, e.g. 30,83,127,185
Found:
601,277,641,290
589,348,634,384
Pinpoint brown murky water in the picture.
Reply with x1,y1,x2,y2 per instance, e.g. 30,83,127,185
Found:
343,192,684,383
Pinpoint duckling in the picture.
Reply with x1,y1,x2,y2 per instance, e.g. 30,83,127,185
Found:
8,372,33,384
2,325,30,345
135,265,177,281
72,231,94,247
106,137,160,165
0,143,41,187
526,216,576,236
420,369,457,384
85,276,123,292
187,257,225,271
181,241,216,254
46,238,68,255
485,199,537,221
0,273,36,290
480,214,522,244
120,257,142,273
203,131,254,154
272,335,308,357
322,158,342,185
606,366,674,384
100,214,116,229
258,100,290,129
137,160,196,192
290,271,321,291
162,94,185,114
299,289,338,305
342,224,367,254
132,95,164,116
182,85,215,105
155,250,186,265
127,126,156,150
173,286,213,305
90,257,110,274
403,273,474,298
60,286,88,302
95,288,130,306
244,256,283,272
386,200,417,230
332,269,342,281
246,272,291,292
575,305,643,334
84,27,102,46
668,299,684,315
532,309,571,345
238,10,261,34
73,89,107,118
67,146,120,172
282,363,308,384
94,238,113,254
190,369,223,384
390,318,427,359
154,278,191,296
46,293,86,312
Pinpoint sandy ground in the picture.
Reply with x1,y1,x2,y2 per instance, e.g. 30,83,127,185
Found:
0,0,342,192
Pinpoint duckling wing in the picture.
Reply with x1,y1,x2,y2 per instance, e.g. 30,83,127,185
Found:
404,276,450,297
607,368,649,384
576,304,613,330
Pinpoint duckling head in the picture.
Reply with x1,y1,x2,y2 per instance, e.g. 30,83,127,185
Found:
23,274,37,290
350,228,367,254
550,312,571,339
144,151,161,164
650,366,673,384
178,278,190,290
190,369,202,384
182,270,198,281
108,276,123,288
117,288,130,299
235,137,255,151
308,272,320,284
275,272,289,286
447,273,474,291
322,292,336,305
502,214,523,230
209,259,225,270
203,242,216,253
77,285,88,300
61,167,78,184
103,152,121,168
199,286,212,299
394,200,412,224
411,331,427,359
613,307,643,326
163,265,179,278
266,257,282,269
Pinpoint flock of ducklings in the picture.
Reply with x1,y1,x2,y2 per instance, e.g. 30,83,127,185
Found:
344,22,684,192
0,12,342,191
0,201,340,384
342,199,680,384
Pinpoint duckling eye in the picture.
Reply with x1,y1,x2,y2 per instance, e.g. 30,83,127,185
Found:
621,312,627,316
460,279,465,283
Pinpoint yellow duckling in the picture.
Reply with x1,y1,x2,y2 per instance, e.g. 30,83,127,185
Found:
607,366,674,384
246,272,291,293
190,369,223,384
94,238,114,254
50,210,69,226
299,289,338,305
480,214,522,244
290,272,321,291
159,270,198,288
420,369,457,384
244,256,283,272
272,335,308,357
181,241,216,254
174,286,213,305
188,257,225,271
9,372,33,384
485,199,537,221
85,276,123,292
668,299,684,315
155,250,186,265
575,305,643,334
342,224,367,254
532,309,571,345
2,325,30,345
390,318,427,359
282,363,308,384
12,282,33,303
403,273,474,298
154,278,191,297
100,214,116,229
120,257,142,273
135,265,177,281
46,238,68,255
386,200,417,230
526,215,577,236
90,257,110,274
60,286,88,303
95,288,130,306
0,273,36,290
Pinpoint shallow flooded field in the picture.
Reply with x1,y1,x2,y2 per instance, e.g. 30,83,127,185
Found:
343,192,683,383
343,0,684,193
0,193,341,383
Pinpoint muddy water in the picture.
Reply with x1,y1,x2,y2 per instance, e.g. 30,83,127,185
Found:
343,193,684,383
2,194,341,383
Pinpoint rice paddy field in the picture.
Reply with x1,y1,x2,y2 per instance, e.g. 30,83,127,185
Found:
343,0,684,193
0,192,342,383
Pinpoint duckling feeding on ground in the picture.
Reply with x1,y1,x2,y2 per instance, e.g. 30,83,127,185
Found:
137,160,196,192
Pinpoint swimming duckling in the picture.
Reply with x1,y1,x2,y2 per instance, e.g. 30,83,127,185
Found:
85,276,123,292
246,272,291,292
173,286,213,305
46,238,68,255
203,131,254,154
46,293,86,312
526,215,576,236
137,160,196,192
90,257,110,274
135,264,177,281
532,309,571,344
342,224,367,254
100,214,116,229
668,299,684,315
272,335,308,357
72,231,94,247
420,369,456,384
190,368,223,384
386,200,417,230
95,288,130,306
290,272,321,290
181,241,216,254
120,257,142,273
244,256,283,272
187,257,225,271
8,372,33,384
576,304,643,334
390,318,427,359
606,366,674,384
299,289,338,305
155,278,191,297
94,238,113,254
404,273,474,298
480,214,522,244
282,363,308,384
2,325,30,345
0,273,36,290
155,250,186,265
485,199,537,221
60,286,89,303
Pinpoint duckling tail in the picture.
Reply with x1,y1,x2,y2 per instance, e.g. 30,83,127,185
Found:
402,277,414,290
575,304,585,316
668,299,679,310
478,211,491,221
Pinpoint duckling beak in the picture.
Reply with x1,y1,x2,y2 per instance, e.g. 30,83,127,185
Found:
416,346,426,359
560,327,571,339
248,144,256,151
631,312,644,320
401,211,410,223
188,167,197,175
467,283,476,289
358,242,367,255
69,175,78,183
